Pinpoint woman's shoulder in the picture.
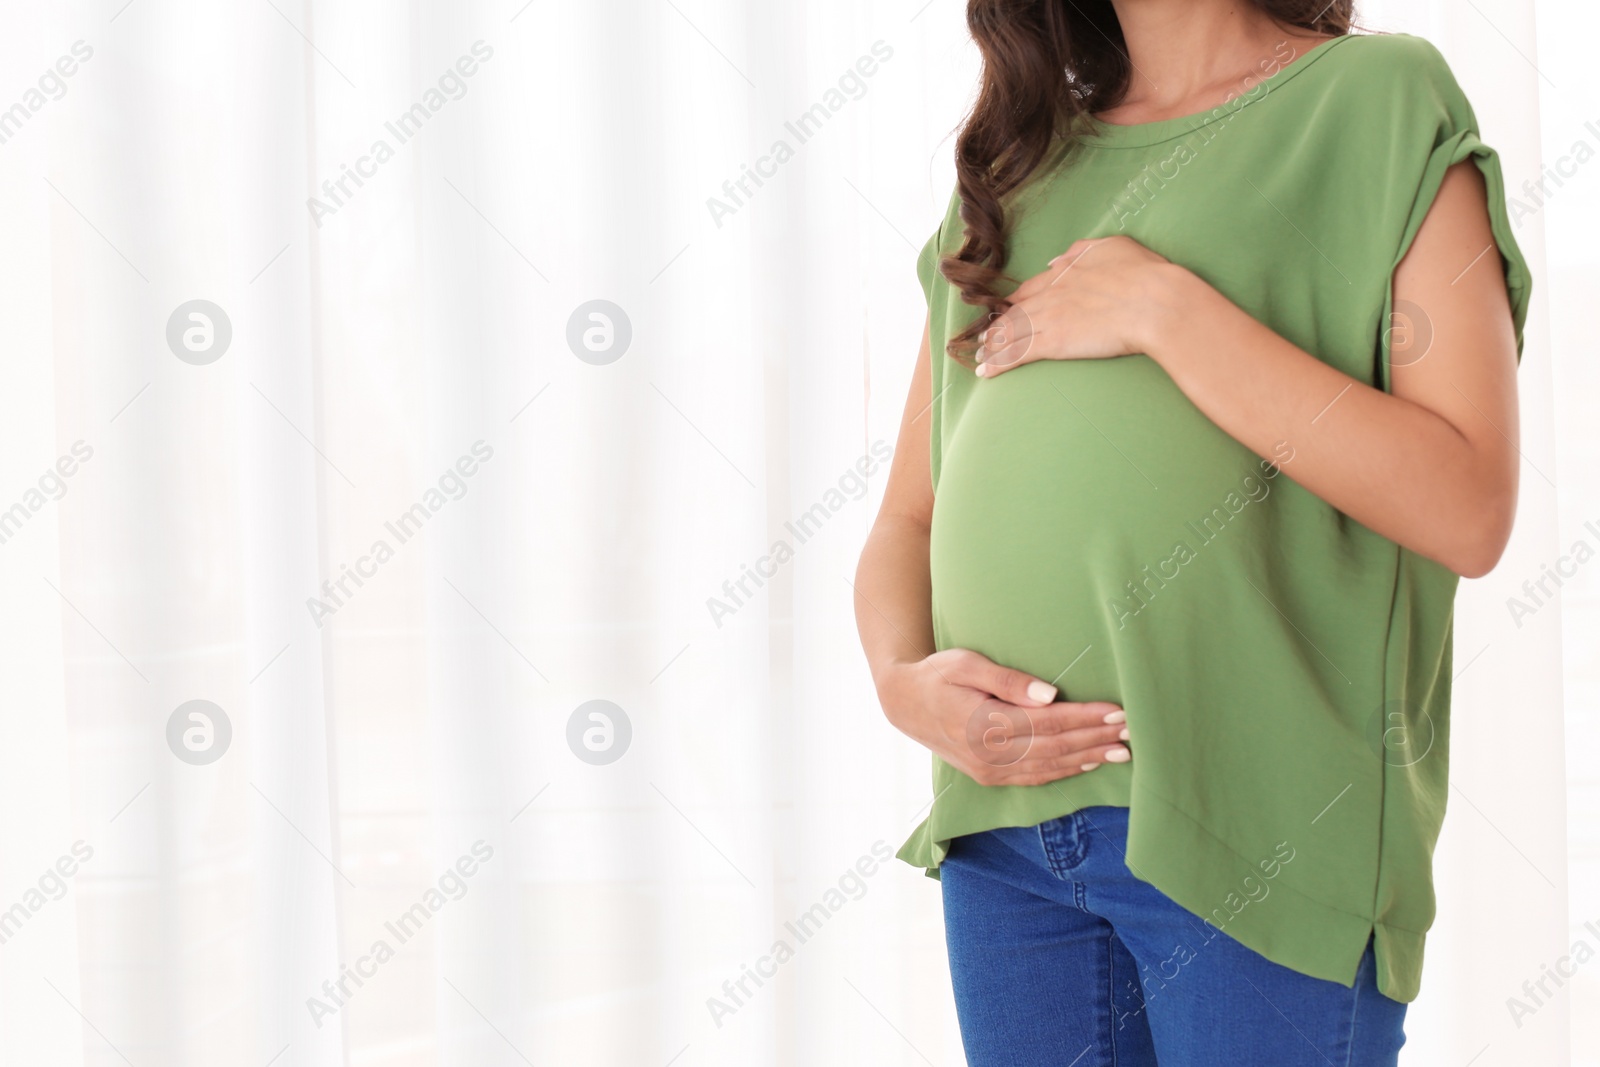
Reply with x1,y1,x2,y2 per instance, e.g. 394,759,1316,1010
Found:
1312,31,1477,132
1330,30,1448,64
1320,32,1465,103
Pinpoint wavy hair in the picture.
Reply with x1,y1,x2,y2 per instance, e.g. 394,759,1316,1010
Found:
938,0,1355,362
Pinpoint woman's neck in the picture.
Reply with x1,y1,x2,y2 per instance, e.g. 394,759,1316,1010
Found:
1102,0,1327,123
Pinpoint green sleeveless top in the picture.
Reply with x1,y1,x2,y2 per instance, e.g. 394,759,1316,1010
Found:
902,32,1531,1003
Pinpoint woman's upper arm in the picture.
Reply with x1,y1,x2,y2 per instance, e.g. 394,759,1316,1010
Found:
876,317,937,530
1390,159,1521,491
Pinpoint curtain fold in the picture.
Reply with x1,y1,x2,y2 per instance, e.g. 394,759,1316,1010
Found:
0,1,1586,1065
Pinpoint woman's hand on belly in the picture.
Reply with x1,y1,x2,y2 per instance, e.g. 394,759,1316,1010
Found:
969,163,1524,578
876,648,1131,787
974,235,1175,376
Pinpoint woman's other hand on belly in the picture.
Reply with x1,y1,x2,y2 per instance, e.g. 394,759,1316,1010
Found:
876,648,1131,787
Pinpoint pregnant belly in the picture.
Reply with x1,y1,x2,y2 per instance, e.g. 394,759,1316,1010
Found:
928,356,1283,695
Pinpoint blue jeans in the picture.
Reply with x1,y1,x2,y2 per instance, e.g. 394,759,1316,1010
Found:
940,806,1407,1066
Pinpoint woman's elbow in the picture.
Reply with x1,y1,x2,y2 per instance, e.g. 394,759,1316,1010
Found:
1452,542,1506,581
1448,483,1518,580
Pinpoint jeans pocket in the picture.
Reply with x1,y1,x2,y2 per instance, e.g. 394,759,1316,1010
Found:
1038,812,1092,876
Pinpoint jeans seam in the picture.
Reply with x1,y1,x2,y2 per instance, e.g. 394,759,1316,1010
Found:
1342,950,1365,1067
1035,823,1057,876
1103,926,1118,1067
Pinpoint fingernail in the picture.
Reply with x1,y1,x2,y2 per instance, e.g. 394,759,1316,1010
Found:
1081,762,1101,772
1119,728,1130,741
1026,680,1057,704
975,362,990,378
1102,710,1126,725
978,329,989,343
1105,746,1131,763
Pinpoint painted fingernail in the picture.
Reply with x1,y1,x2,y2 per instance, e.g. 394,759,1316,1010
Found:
1119,728,1130,741
1081,762,1101,772
1105,746,1131,763
1026,680,1057,704
1102,710,1126,724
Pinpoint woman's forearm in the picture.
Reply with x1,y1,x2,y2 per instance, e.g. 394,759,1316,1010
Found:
1142,264,1518,577
853,514,937,694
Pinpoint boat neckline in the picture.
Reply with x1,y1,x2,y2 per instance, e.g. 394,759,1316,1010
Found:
1079,33,1359,149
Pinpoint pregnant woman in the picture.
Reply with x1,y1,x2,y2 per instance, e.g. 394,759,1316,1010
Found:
853,1,1530,1064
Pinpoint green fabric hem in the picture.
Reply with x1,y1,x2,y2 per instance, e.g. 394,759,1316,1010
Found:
1373,923,1424,1003
895,762,1135,874
1121,785,1394,999
895,780,1424,1003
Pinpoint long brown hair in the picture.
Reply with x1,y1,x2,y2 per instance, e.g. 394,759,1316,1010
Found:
939,0,1355,361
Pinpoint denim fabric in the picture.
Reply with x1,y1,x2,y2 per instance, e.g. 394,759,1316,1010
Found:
940,806,1407,1066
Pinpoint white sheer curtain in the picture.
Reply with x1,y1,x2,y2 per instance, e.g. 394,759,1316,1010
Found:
0,1,1590,1065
